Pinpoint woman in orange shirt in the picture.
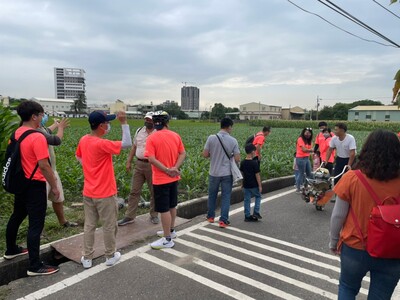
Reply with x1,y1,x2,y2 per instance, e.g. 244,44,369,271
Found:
319,128,335,175
329,130,400,299
295,128,313,193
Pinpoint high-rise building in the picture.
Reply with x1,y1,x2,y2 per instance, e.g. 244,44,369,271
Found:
54,67,86,100
181,86,199,111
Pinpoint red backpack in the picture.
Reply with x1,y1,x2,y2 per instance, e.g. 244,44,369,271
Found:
350,170,400,259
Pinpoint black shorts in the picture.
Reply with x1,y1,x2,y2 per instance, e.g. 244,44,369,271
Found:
153,181,178,213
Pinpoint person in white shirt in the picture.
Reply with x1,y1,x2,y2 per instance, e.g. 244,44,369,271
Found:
118,112,159,226
324,122,357,185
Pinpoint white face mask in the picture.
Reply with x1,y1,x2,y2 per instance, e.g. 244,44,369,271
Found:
105,123,111,134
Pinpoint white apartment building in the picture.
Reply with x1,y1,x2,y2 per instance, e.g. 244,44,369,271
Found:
54,67,86,100
239,102,282,120
31,97,74,116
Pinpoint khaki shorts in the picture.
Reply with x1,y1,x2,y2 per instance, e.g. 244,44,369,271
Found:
46,170,65,203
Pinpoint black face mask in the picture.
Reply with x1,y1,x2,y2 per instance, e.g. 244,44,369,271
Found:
144,122,154,129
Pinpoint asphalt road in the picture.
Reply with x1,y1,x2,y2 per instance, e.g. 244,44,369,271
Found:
3,187,399,300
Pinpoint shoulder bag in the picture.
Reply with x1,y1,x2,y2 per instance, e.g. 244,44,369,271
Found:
215,134,243,185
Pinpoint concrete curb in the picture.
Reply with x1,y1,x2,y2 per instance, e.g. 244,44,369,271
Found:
0,175,294,286
177,175,294,219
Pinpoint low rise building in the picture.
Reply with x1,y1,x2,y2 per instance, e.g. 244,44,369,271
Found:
239,102,282,120
281,106,305,120
348,105,400,122
31,97,74,116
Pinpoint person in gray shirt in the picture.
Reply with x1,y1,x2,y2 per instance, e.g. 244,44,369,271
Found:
202,117,240,228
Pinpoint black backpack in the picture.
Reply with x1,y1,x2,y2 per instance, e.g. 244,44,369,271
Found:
2,130,39,194
245,133,263,146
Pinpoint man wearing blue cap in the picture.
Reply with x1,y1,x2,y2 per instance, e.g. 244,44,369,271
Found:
76,110,132,268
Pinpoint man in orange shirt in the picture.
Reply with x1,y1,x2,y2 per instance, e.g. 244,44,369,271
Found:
252,126,271,161
313,122,328,153
4,100,60,276
76,110,132,268
145,111,186,249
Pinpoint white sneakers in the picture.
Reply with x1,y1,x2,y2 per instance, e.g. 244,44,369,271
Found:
81,256,92,269
81,251,121,268
151,237,175,250
105,252,121,266
156,230,177,239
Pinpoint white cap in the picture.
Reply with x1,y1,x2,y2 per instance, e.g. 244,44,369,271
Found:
144,112,154,119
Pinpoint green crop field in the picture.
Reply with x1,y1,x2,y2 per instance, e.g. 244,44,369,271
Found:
0,119,376,255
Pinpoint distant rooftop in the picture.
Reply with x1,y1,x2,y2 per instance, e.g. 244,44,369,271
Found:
350,105,399,111
31,97,74,103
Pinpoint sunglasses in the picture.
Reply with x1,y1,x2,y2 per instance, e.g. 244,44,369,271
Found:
306,127,312,131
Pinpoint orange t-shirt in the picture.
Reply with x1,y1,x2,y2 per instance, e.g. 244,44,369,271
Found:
144,129,185,185
319,136,335,163
334,170,400,250
76,135,121,198
296,137,311,158
15,126,49,181
252,132,265,157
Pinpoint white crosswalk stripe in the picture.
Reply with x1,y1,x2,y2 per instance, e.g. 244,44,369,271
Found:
172,238,337,299
139,224,372,299
140,252,256,300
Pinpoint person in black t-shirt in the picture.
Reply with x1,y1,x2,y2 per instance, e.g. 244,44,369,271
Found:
239,144,262,222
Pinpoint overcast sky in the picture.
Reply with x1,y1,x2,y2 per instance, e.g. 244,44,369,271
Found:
1,0,399,110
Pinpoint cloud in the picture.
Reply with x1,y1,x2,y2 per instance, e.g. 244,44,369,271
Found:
0,0,398,109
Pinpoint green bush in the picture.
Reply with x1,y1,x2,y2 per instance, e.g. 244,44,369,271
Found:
0,105,19,162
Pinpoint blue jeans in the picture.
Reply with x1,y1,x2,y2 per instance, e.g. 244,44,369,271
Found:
339,243,400,300
294,170,300,185
243,188,261,217
207,175,233,223
296,157,312,190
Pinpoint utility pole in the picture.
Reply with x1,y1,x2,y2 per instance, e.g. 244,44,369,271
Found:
316,96,321,121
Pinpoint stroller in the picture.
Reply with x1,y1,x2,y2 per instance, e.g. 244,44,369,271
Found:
301,165,348,211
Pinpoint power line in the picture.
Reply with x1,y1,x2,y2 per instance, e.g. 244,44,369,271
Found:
286,0,398,47
372,0,400,20
318,0,400,47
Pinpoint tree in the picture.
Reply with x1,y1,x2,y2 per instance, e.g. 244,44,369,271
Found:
71,94,87,116
211,103,227,120
0,104,19,162
318,106,334,120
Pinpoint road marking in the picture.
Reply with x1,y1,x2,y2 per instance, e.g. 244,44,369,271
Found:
198,227,341,273
228,189,296,216
16,221,214,300
17,246,150,300
174,239,337,299
16,188,380,299
220,224,340,261
165,248,303,300
183,232,369,296
139,252,255,300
